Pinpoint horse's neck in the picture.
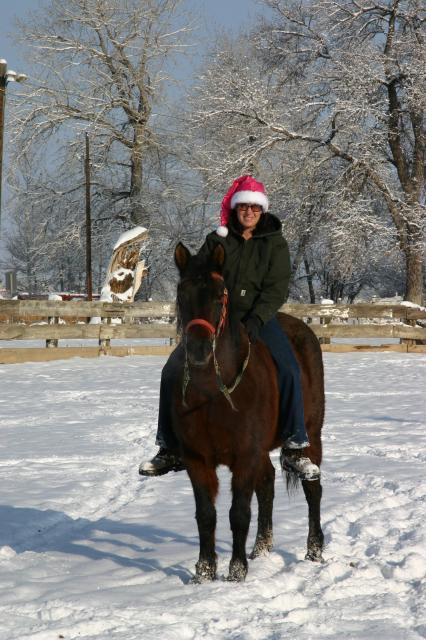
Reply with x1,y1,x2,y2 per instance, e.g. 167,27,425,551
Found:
215,323,247,381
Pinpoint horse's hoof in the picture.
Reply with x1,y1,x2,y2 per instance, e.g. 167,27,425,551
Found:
227,559,248,582
190,573,216,584
249,544,273,560
305,546,325,563
226,572,246,582
192,559,217,583
249,535,273,559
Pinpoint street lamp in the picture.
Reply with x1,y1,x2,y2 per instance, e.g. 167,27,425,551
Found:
0,58,27,233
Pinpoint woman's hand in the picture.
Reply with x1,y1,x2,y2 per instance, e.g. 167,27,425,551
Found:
243,314,262,343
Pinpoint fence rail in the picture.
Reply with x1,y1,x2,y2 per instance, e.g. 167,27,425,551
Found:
1,299,425,364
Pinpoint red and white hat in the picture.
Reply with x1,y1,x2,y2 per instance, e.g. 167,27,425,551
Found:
217,175,269,237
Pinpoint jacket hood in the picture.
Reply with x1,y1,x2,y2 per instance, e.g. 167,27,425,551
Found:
228,211,283,239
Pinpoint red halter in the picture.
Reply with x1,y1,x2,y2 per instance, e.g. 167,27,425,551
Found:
184,272,228,338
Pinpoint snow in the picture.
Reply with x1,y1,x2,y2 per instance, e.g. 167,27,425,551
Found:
112,226,147,250
400,301,426,311
0,352,425,639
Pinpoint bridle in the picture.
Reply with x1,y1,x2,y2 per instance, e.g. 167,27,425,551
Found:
184,272,228,339
181,272,250,411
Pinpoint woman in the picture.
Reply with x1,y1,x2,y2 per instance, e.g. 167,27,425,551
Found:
139,175,320,481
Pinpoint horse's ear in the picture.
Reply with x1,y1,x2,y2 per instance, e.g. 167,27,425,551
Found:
211,242,226,273
175,242,191,273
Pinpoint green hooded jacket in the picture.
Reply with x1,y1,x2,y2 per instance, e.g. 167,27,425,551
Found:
198,213,291,325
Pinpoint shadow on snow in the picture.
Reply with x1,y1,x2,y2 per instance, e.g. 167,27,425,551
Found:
0,504,198,582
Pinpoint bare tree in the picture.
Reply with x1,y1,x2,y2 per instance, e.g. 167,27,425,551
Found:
5,0,210,295
13,0,193,228
4,157,82,292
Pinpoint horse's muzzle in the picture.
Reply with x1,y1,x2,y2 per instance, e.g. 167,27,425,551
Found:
186,333,213,367
187,348,213,368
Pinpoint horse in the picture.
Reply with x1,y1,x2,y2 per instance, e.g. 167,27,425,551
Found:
171,241,324,582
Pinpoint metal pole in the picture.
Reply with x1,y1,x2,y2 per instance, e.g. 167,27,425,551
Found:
85,132,93,301
0,59,7,233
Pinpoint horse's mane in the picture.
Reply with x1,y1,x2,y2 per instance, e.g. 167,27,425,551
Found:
175,253,241,347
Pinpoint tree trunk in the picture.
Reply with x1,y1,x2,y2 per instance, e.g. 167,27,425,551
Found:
129,114,148,226
303,255,316,303
389,199,425,305
404,244,424,305
130,136,144,226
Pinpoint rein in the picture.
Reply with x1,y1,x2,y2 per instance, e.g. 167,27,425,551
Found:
211,337,251,411
181,273,250,411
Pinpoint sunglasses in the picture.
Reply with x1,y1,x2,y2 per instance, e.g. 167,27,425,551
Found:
236,204,263,213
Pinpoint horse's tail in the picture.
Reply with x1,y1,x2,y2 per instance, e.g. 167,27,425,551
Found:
279,448,300,496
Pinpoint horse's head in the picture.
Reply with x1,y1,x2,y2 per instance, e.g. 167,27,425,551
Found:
175,242,227,367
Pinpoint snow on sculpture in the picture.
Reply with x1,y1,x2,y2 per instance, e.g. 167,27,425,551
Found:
100,226,148,303
90,227,148,325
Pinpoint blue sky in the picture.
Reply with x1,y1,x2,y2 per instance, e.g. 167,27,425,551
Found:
0,0,264,72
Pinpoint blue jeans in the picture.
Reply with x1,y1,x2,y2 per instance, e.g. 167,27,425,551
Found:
259,317,308,448
155,318,309,450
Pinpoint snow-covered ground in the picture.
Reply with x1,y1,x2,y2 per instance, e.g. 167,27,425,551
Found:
0,352,425,640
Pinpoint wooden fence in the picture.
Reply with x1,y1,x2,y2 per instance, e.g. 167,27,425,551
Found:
0,299,425,364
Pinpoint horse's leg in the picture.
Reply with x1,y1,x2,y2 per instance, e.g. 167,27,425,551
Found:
228,468,255,582
250,456,275,559
302,478,324,562
187,462,219,582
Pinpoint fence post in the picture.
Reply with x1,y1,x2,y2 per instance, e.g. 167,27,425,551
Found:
46,316,59,348
99,316,111,354
400,318,416,347
319,316,331,345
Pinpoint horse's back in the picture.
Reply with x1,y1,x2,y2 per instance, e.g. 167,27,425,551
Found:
277,312,324,464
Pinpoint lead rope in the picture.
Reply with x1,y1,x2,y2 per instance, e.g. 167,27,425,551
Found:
182,341,191,409
212,337,251,411
182,336,251,412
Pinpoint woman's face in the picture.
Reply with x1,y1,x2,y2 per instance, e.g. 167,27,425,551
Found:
235,204,263,232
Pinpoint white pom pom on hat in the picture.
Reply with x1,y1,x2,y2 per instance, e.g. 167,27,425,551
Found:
216,225,229,237
216,175,269,237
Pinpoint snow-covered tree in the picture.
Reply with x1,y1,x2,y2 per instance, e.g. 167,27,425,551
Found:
5,0,212,295
188,0,426,303
13,0,193,228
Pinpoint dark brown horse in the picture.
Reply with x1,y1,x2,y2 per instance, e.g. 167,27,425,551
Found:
172,241,324,582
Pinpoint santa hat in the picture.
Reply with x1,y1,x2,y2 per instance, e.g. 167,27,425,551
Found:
216,175,269,237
